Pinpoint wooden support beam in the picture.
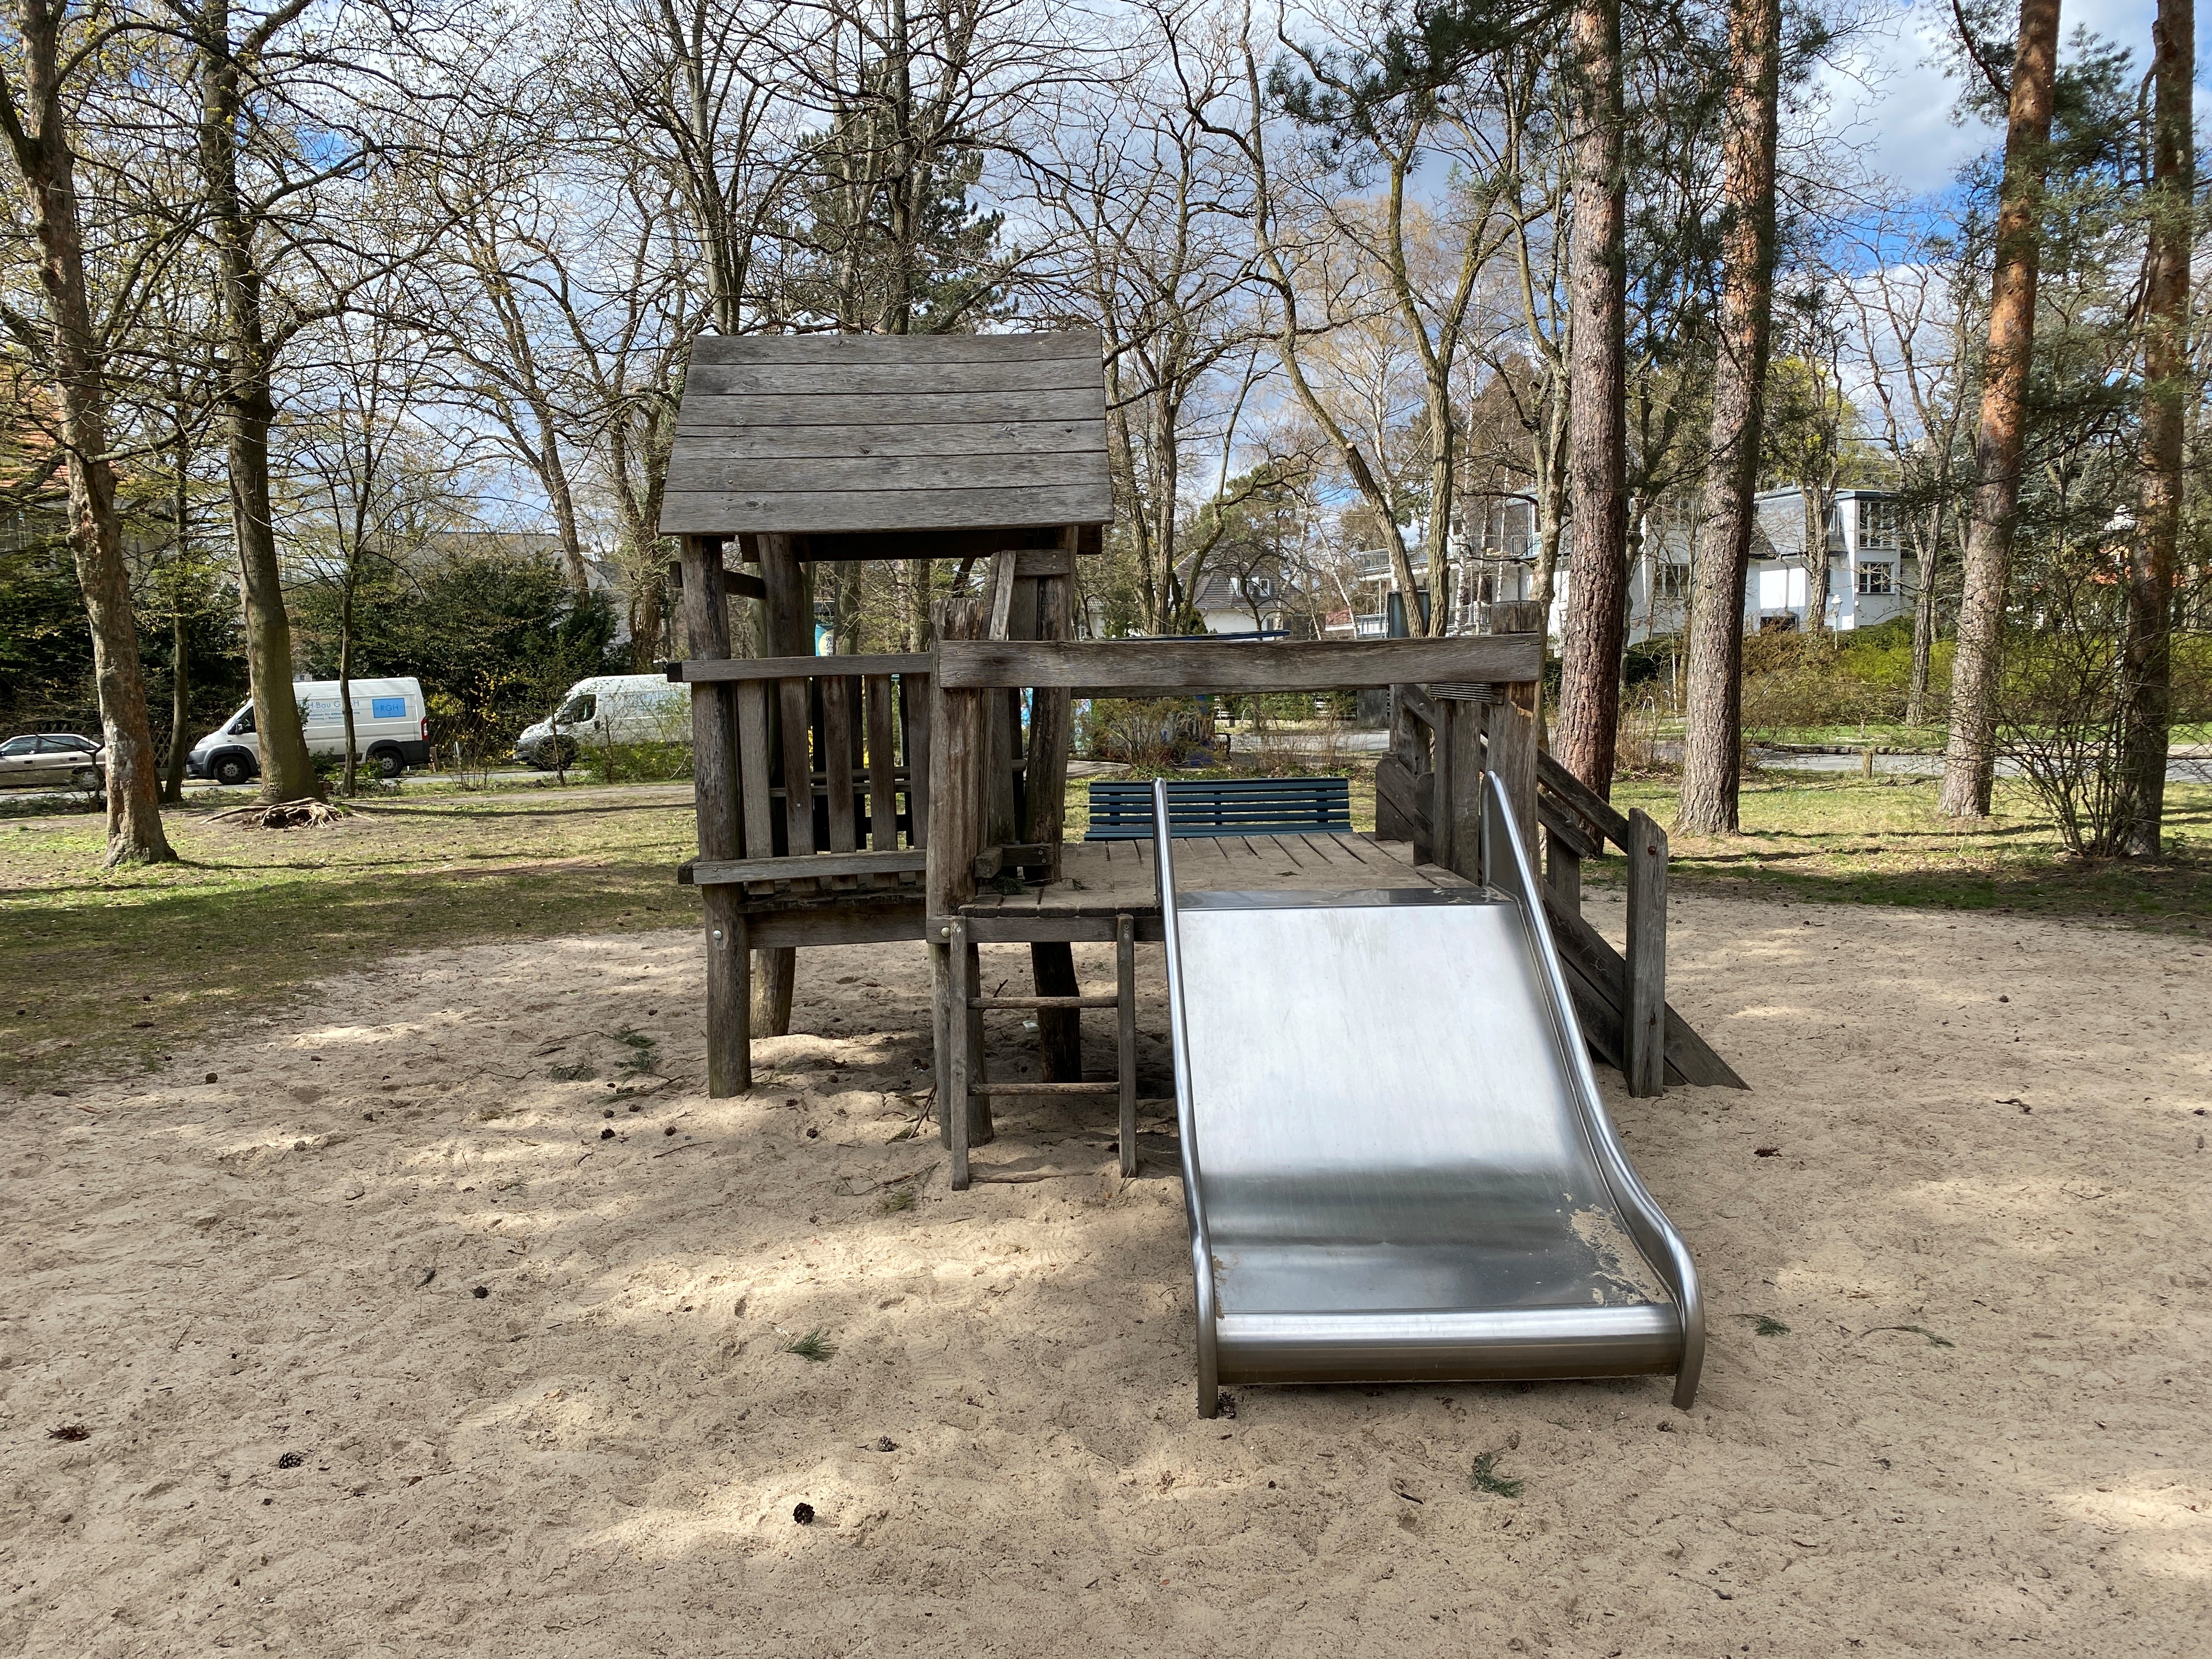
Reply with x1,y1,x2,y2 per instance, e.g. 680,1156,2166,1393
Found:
1537,748,1632,848
691,848,927,885
1443,696,1485,883
936,634,1544,694
1116,913,1138,1177
678,532,749,1097
1485,692,1540,867
669,651,932,684
973,843,1050,879
928,595,989,1131
1624,808,1667,1098
949,917,973,1190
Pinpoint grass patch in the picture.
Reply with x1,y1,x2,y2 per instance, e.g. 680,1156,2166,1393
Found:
611,1025,660,1074
0,784,698,1087
878,1186,917,1214
781,1329,836,1362
1610,774,2212,924
1736,1313,1791,1336
1471,1451,1524,1499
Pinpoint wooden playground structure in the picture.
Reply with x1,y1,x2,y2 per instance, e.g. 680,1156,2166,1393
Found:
658,331,1741,1161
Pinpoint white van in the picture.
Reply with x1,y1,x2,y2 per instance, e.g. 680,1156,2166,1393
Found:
188,677,431,786
514,675,691,769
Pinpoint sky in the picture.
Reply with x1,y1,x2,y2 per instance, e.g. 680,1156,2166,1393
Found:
1817,0,2208,200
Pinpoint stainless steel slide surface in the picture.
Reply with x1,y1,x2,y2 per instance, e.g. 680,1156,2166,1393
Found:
1154,776,1703,1418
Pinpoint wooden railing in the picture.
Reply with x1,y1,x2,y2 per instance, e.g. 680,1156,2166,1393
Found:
1376,682,1743,1097
666,653,933,896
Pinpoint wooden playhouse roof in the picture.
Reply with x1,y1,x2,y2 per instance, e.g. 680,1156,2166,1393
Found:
657,331,1113,539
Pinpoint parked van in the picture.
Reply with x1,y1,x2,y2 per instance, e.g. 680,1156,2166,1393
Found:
188,678,431,786
514,675,690,769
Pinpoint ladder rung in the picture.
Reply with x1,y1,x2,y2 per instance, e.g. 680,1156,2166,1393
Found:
967,1081,1121,1097
969,995,1120,1010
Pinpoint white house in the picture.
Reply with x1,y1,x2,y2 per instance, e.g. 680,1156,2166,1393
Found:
1339,488,1915,644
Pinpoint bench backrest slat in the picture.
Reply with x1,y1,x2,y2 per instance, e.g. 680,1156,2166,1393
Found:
1086,776,1352,839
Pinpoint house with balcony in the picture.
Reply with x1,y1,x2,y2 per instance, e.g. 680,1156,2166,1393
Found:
1337,488,1915,643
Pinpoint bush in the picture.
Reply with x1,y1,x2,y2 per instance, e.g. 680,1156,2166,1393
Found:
1077,697,1218,769
578,740,691,785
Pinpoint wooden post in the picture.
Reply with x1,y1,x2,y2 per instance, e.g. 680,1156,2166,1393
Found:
1431,699,1457,874
1025,553,1081,1079
679,533,751,1095
752,532,810,1035
1444,693,1486,884
928,596,990,1148
949,916,973,1190
1624,806,1667,1098
1547,836,1583,913
1485,688,1541,868
1115,913,1137,1177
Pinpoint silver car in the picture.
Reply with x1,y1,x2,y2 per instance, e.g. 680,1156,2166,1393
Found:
0,732,105,791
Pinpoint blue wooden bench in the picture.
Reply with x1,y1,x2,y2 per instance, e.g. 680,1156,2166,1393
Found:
1086,776,1353,840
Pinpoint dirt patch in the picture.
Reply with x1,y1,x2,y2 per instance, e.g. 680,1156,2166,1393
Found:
1,895,2206,1655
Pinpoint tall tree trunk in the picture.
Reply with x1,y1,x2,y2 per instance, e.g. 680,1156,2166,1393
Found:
538,407,590,595
196,9,316,803
2115,0,2192,857
1803,484,1832,635
1555,0,1629,794
337,572,358,798
161,453,193,806
1938,0,2063,818
0,0,174,864
1677,0,1782,835
1905,505,1943,726
165,596,191,805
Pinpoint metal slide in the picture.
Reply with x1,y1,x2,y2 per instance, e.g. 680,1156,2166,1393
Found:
1153,776,1704,1418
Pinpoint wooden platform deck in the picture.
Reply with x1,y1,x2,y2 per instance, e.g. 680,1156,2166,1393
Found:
957,832,1471,943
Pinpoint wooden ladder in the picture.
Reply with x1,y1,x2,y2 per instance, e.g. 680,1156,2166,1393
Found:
945,913,1138,1190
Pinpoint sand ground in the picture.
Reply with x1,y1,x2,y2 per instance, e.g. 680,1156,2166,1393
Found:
2,893,2207,1656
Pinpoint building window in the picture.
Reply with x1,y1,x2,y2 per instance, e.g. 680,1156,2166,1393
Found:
1855,562,1895,595
1858,499,1902,550
1652,563,1690,601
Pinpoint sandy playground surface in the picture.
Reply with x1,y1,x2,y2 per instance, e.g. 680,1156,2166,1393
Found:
2,891,2208,1656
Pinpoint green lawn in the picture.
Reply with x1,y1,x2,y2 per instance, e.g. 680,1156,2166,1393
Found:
9,759,2205,1091
1610,772,2212,921
1,785,701,1088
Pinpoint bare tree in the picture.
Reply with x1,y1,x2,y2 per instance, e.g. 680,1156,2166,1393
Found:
1938,0,2064,818
0,0,173,864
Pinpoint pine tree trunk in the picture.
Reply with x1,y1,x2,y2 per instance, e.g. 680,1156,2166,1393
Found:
2115,0,2192,857
1555,0,1629,794
1938,0,2064,819
1677,0,1782,836
1,0,174,865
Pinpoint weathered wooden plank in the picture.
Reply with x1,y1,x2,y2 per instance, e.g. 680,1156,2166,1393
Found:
1014,546,1076,578
1537,793,1602,861
792,528,1099,564
661,482,1115,536
745,898,924,950
1485,695,1541,871
691,331,1101,368
678,533,748,1098
865,676,898,851
936,635,1544,694
926,597,989,925
693,849,927,884
667,420,1109,462
949,917,973,1190
670,651,930,684
734,681,775,864
1537,748,1632,849
1373,754,1432,844
902,670,930,847
1624,807,1667,1099
777,676,817,861
820,675,859,868
665,449,1111,496
686,357,1104,397
668,387,1107,430
1445,699,1486,883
